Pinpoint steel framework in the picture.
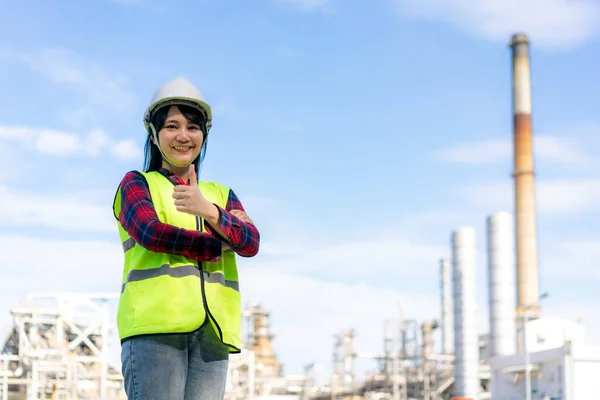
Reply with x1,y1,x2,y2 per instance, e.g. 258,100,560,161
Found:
0,292,124,400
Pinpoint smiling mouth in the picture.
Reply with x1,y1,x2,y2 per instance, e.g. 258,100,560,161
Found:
173,146,193,152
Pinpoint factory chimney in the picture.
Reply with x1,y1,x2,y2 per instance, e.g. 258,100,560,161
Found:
509,33,540,316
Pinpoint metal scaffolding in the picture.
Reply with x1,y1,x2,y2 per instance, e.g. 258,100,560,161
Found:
0,292,124,400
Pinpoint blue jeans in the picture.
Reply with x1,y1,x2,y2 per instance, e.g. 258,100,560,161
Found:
121,322,230,400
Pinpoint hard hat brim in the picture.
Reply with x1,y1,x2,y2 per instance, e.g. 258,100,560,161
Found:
143,97,213,130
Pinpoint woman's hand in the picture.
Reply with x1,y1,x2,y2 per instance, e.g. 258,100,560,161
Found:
173,165,214,218
222,242,233,252
230,209,254,225
220,211,253,253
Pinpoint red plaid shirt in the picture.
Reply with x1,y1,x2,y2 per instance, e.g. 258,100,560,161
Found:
118,168,260,261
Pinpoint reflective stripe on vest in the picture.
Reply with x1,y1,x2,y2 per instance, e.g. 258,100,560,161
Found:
112,170,242,352
120,264,240,293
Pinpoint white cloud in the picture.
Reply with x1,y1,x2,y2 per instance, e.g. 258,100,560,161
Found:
0,235,122,292
110,138,143,161
5,48,137,114
0,142,36,183
463,179,600,214
0,125,142,161
251,230,448,280
435,135,593,166
35,129,80,155
436,139,512,164
394,0,600,50
0,185,115,232
274,0,330,11
534,136,592,165
543,238,600,278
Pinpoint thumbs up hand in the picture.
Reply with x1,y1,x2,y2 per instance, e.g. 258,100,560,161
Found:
173,165,212,217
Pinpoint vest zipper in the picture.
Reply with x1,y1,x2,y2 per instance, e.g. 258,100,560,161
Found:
196,215,227,345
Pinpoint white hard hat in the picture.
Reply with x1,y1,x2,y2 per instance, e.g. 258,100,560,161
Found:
143,77,213,131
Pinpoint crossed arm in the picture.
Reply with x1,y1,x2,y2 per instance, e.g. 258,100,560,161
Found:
118,171,260,261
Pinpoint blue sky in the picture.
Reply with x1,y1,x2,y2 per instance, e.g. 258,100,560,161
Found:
0,0,599,378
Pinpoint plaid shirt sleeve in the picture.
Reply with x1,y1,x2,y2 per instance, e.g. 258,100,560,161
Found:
118,171,223,262
207,189,261,258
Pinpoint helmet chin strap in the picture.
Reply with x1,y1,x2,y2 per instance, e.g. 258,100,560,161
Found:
149,123,194,169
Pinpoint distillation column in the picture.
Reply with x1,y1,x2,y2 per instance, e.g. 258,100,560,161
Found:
440,258,453,354
452,227,479,400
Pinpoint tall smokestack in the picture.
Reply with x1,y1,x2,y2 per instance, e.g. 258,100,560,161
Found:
510,33,540,315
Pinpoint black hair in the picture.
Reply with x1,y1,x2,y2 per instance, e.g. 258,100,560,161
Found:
143,104,209,176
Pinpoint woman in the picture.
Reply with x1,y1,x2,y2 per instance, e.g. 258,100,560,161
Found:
112,77,260,399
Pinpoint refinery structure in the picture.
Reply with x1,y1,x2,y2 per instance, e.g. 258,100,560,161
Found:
1,33,599,399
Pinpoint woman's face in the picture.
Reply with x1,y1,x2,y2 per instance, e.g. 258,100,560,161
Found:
157,105,204,168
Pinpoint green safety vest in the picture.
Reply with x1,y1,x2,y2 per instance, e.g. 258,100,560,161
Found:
112,170,242,352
